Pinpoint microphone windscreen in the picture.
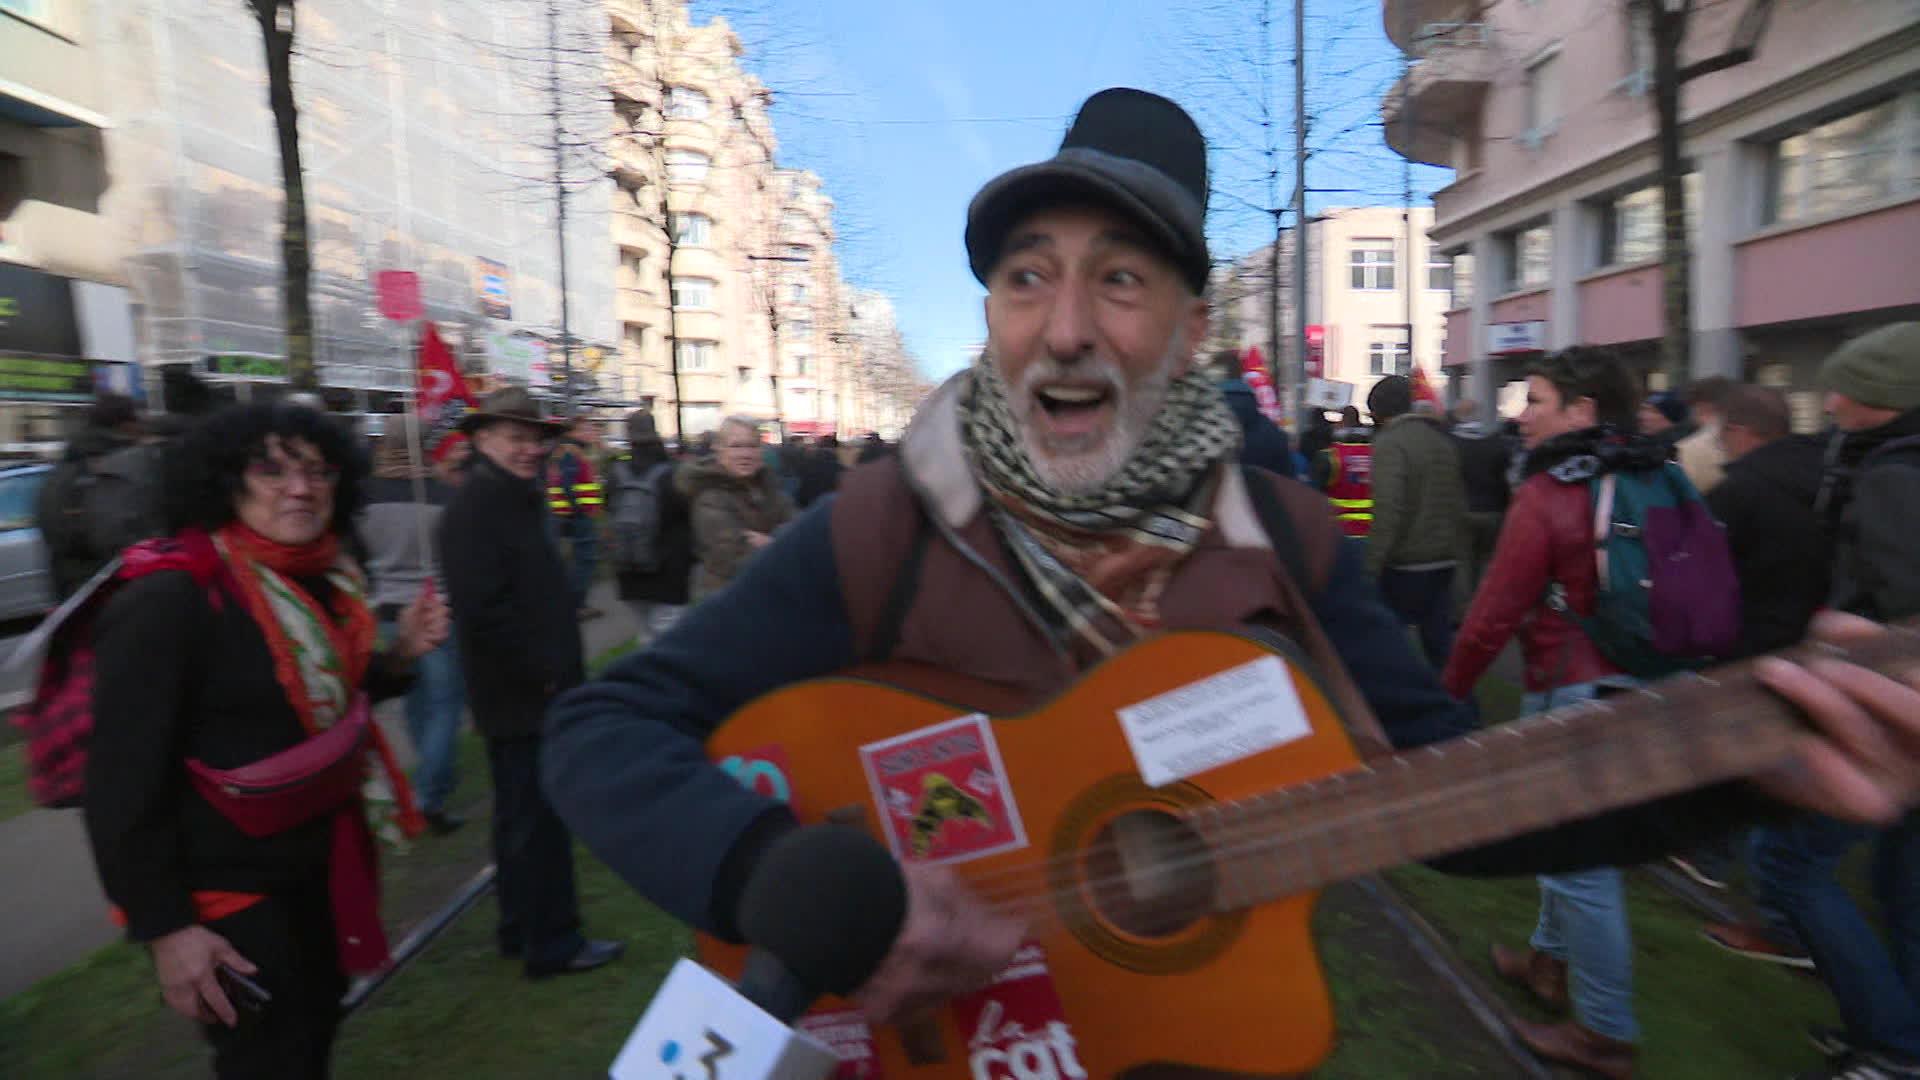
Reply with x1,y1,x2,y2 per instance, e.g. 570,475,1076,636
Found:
736,826,907,997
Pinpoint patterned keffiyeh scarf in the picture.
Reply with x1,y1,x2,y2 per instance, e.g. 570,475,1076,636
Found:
959,357,1242,657
214,524,424,846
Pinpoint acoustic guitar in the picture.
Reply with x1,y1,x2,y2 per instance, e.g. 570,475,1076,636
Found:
697,626,1919,1079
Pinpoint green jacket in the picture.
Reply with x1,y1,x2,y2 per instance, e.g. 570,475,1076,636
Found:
1366,413,1468,576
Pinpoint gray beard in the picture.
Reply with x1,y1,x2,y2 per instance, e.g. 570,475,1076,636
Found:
1008,332,1185,497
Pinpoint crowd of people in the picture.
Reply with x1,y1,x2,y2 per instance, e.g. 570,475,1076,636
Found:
18,84,1920,1080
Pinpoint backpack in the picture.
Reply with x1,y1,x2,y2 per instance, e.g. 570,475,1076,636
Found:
10,532,230,809
610,457,673,573
1554,463,1741,679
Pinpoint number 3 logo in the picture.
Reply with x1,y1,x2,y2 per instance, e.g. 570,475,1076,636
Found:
661,1030,733,1079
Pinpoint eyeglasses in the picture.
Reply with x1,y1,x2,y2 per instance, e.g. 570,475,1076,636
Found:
247,459,340,489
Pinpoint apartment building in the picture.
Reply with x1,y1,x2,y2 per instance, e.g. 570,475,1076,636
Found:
605,0,912,440
0,0,139,449
1213,206,1453,412
1385,0,1920,422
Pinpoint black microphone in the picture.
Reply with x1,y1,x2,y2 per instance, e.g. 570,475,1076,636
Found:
735,825,908,1021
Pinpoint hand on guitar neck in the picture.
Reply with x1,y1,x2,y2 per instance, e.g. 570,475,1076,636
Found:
1746,612,1920,824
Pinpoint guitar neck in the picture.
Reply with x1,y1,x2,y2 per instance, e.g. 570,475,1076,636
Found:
1200,625,1920,911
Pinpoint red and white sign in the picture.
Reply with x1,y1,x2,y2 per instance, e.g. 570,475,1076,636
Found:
952,943,1087,1080
1487,320,1547,356
376,270,423,322
1238,346,1281,422
797,1010,884,1079
1304,325,1327,379
858,715,1026,865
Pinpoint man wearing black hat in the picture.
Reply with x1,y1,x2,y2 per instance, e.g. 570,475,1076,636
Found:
541,90,1920,1052
439,387,623,979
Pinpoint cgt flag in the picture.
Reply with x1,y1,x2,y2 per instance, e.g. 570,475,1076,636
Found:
1410,365,1442,408
417,322,477,461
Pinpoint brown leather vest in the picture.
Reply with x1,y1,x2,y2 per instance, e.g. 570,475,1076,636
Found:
828,458,1391,759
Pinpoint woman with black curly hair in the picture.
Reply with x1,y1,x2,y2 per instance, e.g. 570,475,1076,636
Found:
82,401,447,1079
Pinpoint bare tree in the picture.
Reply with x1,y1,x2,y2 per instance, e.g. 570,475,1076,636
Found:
1642,0,1776,385
247,0,315,389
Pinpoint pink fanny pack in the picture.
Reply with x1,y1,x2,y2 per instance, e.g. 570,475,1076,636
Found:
186,699,371,839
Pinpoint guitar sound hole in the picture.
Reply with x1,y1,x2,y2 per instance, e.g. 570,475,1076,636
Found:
1084,810,1217,939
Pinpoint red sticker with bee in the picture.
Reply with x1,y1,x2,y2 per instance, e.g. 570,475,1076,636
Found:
857,714,1027,865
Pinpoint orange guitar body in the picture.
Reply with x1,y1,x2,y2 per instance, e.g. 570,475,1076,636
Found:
698,631,1363,1079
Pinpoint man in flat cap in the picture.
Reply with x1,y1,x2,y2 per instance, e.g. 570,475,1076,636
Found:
541,91,1920,1067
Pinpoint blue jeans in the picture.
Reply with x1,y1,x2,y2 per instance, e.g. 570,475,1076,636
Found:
565,517,598,611
1523,682,1639,1043
388,624,465,817
1751,812,1920,1059
1379,565,1457,670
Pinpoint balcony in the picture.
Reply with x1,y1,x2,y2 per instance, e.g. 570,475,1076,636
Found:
1382,0,1485,52
1382,23,1493,167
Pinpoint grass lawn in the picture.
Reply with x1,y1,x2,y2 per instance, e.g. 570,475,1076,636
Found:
1387,863,1840,1078
0,739,30,824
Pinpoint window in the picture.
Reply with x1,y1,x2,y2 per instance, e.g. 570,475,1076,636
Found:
791,353,811,378
1426,254,1452,292
681,403,722,435
671,276,715,309
1448,251,1475,310
788,281,809,304
665,149,709,186
674,340,715,371
737,366,753,387
782,211,810,235
664,87,710,120
1524,51,1561,142
619,249,646,286
1623,4,1653,94
670,212,711,247
1766,98,1906,225
1499,222,1552,292
785,244,810,262
1368,341,1412,377
785,319,813,341
1599,174,1701,266
624,325,645,353
1348,243,1396,291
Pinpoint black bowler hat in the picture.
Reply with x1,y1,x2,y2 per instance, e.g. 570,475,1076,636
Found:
965,88,1210,294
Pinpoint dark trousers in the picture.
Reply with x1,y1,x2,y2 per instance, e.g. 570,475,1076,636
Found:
201,885,345,1080
1380,565,1458,671
487,734,584,972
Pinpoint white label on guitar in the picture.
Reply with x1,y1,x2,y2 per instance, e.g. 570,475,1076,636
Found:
1116,655,1311,787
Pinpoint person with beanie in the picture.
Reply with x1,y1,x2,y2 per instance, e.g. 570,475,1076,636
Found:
1365,374,1467,669
1750,321,1920,1080
1638,391,1694,456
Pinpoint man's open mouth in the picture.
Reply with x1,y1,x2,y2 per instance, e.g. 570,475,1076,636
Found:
1031,383,1117,439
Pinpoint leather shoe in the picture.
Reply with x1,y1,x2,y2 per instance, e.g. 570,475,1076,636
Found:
425,811,466,836
1509,1018,1636,1080
526,939,625,980
1491,943,1569,1012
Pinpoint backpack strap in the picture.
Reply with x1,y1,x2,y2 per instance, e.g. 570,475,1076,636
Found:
867,498,930,663
1238,464,1310,594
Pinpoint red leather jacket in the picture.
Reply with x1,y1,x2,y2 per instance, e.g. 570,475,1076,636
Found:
1442,472,1621,697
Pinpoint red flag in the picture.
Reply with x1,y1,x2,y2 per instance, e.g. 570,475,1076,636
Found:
417,322,477,461
1239,346,1282,421
1410,365,1441,406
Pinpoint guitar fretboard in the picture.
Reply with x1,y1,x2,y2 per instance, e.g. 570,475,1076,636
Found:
1192,626,1919,911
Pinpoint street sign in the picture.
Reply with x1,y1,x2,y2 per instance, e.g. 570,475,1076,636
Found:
1487,320,1547,355
376,271,423,322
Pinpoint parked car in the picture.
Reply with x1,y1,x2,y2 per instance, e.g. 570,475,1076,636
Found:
0,464,55,624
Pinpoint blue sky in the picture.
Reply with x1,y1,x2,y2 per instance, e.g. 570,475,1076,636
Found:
698,1,1452,379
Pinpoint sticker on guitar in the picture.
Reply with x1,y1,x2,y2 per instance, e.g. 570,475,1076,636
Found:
1116,654,1313,787
857,714,1028,865
951,943,1086,1080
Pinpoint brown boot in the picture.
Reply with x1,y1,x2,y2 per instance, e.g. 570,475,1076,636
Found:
1491,944,1569,1012
1509,1018,1636,1080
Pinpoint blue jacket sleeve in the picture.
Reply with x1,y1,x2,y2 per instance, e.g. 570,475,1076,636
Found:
542,498,855,933
1306,537,1773,874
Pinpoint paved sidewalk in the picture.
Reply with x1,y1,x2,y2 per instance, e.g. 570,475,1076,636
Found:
0,583,637,1000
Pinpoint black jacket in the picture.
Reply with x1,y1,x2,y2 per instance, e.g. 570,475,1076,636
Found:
793,449,846,509
611,452,696,606
1450,422,1515,515
440,454,585,736
1706,435,1832,658
85,569,411,943
1823,409,1920,621
1218,379,1296,477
